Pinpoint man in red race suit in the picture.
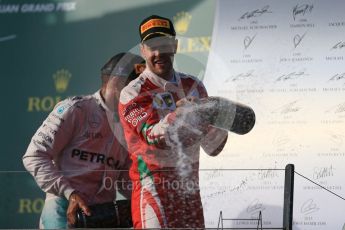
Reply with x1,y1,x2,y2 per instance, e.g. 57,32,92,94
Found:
119,15,228,228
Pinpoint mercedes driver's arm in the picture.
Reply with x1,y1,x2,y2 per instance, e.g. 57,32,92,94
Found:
23,101,78,199
22,101,91,225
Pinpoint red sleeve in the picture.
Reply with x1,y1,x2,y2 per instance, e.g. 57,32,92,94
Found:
119,94,175,147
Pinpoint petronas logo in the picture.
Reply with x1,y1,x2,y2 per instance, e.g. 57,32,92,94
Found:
173,11,192,35
53,69,71,93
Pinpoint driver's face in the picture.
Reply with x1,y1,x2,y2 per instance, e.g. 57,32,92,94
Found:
140,37,178,79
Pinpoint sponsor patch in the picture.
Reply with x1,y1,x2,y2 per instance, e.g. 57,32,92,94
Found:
37,131,53,143
123,103,148,127
83,131,103,139
152,92,176,110
56,102,72,115
71,149,119,169
140,19,170,33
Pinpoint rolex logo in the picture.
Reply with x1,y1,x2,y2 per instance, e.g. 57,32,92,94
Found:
53,69,71,93
173,11,192,35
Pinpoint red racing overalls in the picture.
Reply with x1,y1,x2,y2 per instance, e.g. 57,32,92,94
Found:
119,68,213,228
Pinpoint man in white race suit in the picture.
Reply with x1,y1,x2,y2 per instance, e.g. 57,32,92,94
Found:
23,52,145,229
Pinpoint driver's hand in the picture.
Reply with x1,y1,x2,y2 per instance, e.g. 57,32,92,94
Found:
67,191,91,226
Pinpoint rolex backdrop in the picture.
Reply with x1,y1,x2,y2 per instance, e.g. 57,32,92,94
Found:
201,0,345,229
0,0,215,228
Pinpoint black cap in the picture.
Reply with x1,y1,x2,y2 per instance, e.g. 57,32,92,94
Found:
101,52,145,82
139,15,176,42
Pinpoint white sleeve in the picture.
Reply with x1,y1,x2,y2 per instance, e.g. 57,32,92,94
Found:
22,100,80,199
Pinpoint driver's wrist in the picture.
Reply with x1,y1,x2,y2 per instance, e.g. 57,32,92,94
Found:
69,191,79,202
